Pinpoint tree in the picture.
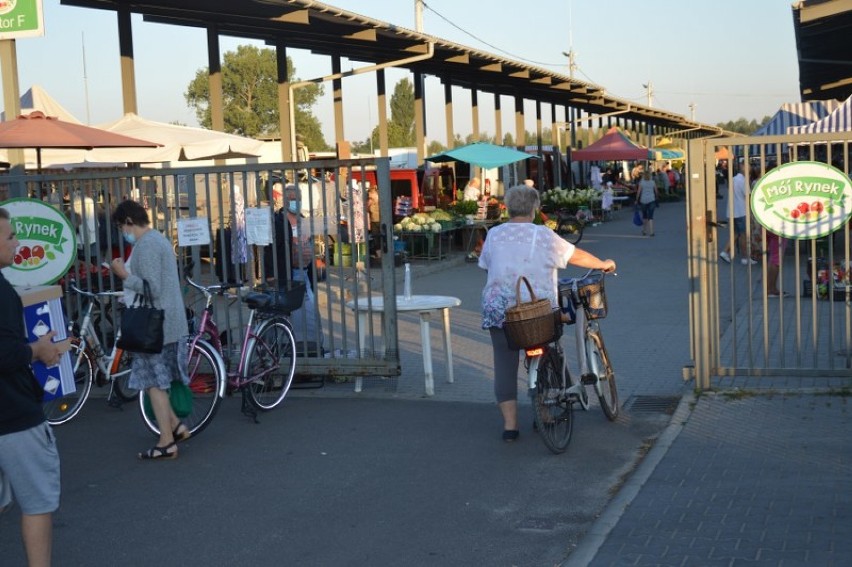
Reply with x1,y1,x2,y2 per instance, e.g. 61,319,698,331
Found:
358,78,418,150
716,116,771,135
185,44,329,150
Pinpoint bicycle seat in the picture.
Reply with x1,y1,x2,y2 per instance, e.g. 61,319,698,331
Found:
243,292,276,311
244,282,306,314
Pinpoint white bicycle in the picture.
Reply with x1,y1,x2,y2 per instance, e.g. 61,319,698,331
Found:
43,283,138,425
522,269,619,454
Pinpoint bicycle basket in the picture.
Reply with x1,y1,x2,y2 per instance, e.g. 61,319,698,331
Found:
504,276,559,349
577,275,607,320
250,281,306,315
504,309,562,350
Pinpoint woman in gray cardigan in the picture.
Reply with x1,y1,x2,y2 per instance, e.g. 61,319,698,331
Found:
110,200,189,460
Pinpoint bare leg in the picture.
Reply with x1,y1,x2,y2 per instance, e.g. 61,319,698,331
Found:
498,400,518,431
22,513,52,567
147,387,177,450
766,264,780,294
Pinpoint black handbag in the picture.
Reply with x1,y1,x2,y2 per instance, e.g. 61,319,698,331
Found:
117,279,165,354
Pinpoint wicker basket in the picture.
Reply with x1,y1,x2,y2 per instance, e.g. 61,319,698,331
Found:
504,276,558,348
577,274,607,320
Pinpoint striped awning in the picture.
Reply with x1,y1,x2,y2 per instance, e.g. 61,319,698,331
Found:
743,100,840,156
787,95,852,134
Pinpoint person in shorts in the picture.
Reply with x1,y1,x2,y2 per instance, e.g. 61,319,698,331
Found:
0,206,64,567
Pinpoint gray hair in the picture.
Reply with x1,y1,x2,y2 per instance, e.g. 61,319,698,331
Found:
504,185,540,218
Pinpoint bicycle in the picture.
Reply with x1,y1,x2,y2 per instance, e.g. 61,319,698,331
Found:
523,269,618,454
554,208,584,245
43,283,138,426
139,277,301,436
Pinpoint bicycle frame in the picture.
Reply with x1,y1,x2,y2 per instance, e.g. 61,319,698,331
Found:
186,278,284,390
69,284,130,390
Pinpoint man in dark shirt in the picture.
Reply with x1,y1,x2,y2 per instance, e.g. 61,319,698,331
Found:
0,207,63,567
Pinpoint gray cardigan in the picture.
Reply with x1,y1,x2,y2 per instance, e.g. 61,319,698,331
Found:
124,229,188,345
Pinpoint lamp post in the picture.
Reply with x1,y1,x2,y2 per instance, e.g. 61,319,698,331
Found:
562,50,576,81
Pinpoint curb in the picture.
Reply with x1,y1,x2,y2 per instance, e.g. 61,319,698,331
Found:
562,389,697,567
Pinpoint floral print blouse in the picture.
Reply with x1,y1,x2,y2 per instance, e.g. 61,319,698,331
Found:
478,222,575,329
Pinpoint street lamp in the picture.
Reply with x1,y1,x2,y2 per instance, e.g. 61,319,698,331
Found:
562,50,576,80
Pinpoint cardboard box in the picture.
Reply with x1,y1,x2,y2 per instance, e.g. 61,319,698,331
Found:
15,285,73,401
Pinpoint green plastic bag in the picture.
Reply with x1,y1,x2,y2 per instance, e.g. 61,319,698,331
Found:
143,380,193,419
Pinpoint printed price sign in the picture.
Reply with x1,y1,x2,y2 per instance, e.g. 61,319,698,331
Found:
176,217,211,247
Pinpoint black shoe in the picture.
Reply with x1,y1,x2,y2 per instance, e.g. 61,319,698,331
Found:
502,430,519,442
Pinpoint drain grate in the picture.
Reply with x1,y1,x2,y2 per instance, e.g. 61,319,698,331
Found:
625,395,681,415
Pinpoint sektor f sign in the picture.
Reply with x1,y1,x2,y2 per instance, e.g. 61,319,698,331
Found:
750,161,852,240
1,198,76,286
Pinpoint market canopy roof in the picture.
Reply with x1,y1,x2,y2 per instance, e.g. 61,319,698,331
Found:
59,0,724,137
426,142,538,169
787,94,852,134
571,127,650,161
0,85,83,124
793,0,852,103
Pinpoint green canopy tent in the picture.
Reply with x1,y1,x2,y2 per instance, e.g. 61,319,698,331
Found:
426,142,539,169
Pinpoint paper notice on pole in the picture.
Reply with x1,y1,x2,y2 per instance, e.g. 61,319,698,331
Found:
245,208,272,246
176,217,211,247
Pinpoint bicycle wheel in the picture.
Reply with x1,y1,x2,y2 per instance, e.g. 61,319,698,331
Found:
559,217,583,245
244,318,296,411
587,329,619,421
44,340,94,426
110,349,138,402
140,339,224,438
530,350,573,454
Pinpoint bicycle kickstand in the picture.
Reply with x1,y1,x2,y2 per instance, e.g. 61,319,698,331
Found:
240,390,260,424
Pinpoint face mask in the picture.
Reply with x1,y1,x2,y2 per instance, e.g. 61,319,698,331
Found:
287,201,301,214
123,230,137,245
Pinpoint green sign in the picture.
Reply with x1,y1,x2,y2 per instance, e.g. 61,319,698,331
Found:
750,161,852,240
0,198,76,286
0,0,44,40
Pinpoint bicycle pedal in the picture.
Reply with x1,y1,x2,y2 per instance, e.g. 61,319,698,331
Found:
581,374,597,385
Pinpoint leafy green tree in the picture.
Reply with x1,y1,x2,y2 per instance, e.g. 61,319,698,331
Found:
360,78,417,150
716,116,771,135
185,44,328,150
426,140,447,155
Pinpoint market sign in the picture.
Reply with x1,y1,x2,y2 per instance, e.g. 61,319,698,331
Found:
0,0,44,40
1,198,76,286
750,161,852,240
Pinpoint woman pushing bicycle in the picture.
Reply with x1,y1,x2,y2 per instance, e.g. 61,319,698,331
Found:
109,200,190,460
478,185,616,443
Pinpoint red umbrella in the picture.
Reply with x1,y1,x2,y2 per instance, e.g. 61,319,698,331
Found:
0,110,161,171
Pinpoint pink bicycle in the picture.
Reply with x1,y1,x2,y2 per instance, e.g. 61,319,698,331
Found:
140,277,302,437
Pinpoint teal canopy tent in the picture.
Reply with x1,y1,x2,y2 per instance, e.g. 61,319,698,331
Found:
426,142,539,169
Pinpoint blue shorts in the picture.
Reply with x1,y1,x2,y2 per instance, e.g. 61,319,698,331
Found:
0,422,61,515
733,216,747,236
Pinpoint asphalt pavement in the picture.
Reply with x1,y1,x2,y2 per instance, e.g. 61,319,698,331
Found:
2,199,849,566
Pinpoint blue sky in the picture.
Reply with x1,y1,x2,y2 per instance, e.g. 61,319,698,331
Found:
4,0,800,145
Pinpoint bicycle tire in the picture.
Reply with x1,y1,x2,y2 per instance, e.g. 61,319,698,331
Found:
140,339,224,438
530,350,573,454
559,217,583,245
110,350,138,402
587,330,619,421
44,340,94,426
244,318,296,411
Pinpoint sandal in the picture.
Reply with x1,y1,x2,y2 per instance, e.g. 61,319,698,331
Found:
173,423,191,443
138,442,177,460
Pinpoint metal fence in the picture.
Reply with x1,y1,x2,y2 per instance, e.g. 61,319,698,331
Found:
686,130,852,389
2,157,401,383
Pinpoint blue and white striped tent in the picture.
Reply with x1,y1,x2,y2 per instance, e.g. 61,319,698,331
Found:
787,95,852,134
741,100,840,156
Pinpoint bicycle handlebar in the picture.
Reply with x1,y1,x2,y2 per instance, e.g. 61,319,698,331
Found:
68,282,125,301
185,276,245,298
